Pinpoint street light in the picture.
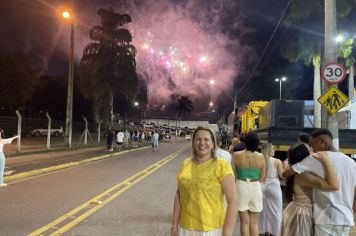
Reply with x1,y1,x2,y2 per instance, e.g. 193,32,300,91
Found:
62,10,75,148
275,77,287,100
209,79,236,108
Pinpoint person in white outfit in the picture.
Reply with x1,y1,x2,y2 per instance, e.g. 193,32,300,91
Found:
283,128,356,236
216,139,232,168
0,128,20,187
116,130,124,151
259,143,284,236
216,148,232,168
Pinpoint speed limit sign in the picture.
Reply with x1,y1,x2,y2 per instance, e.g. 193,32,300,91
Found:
321,62,346,85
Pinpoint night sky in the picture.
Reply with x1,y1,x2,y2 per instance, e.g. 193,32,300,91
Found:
0,0,320,115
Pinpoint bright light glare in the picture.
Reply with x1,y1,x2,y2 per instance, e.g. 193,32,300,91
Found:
336,35,344,43
142,43,149,50
209,102,214,106
199,55,207,63
275,77,287,82
62,11,71,19
134,102,139,106
209,80,215,85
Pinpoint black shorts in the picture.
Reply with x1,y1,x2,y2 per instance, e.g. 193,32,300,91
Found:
116,142,123,145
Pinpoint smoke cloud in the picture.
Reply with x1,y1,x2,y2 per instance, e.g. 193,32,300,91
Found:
0,0,255,112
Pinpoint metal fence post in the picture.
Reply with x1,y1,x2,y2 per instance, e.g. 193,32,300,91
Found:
46,112,51,150
83,117,88,145
97,121,102,143
15,110,21,153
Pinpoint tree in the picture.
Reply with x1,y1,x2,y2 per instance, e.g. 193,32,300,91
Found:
175,96,193,120
80,8,138,127
337,37,354,101
280,1,324,127
0,53,39,108
280,0,356,128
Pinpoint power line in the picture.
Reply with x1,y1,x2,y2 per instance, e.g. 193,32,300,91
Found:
236,0,293,100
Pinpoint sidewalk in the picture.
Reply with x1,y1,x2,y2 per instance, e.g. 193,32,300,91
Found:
4,143,150,184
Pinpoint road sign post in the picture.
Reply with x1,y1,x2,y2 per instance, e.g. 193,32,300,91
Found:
321,62,347,85
318,86,349,115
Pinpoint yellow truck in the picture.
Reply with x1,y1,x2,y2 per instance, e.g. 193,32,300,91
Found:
237,99,356,155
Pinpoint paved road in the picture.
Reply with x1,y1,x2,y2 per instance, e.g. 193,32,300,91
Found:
0,139,197,235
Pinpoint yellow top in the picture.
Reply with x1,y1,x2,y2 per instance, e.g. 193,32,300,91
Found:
177,158,233,231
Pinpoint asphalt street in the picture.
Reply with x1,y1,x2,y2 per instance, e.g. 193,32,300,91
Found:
0,139,197,235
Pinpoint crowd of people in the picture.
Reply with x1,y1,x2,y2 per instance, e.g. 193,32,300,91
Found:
105,129,168,152
171,126,356,236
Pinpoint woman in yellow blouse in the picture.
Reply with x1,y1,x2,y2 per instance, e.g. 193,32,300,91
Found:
171,126,237,236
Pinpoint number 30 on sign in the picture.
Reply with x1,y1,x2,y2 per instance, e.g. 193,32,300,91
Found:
321,63,346,85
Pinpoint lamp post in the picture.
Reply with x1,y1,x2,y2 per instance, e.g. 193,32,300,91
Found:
62,10,74,148
275,77,287,100
209,80,236,109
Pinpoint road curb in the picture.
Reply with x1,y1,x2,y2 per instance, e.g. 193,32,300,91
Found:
5,146,150,184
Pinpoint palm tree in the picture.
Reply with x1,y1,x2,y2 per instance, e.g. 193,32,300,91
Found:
281,35,322,128
176,96,194,120
80,8,138,127
337,36,355,103
174,96,193,135
280,0,355,128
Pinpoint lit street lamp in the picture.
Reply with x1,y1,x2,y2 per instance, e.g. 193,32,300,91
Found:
209,80,237,109
62,10,75,148
275,77,287,100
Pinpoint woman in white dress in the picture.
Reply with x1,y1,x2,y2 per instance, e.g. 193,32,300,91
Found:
259,143,284,236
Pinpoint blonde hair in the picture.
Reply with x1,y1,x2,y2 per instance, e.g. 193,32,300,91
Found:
191,126,217,161
261,142,273,174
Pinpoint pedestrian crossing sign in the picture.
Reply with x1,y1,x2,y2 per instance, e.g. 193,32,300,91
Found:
318,86,349,115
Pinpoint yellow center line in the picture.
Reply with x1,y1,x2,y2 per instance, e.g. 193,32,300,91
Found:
6,146,150,183
28,145,190,236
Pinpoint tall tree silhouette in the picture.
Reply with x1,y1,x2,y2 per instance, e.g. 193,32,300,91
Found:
80,8,138,126
175,96,193,120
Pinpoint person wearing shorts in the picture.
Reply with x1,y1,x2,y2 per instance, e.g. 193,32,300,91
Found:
232,132,265,236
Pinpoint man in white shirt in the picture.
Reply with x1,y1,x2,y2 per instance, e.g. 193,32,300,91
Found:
283,128,356,236
216,148,232,167
215,135,232,167
116,130,124,151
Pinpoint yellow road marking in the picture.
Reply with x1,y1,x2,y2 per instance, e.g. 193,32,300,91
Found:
27,145,190,236
5,146,150,183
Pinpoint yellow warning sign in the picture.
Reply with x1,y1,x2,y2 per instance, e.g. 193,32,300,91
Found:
318,86,349,115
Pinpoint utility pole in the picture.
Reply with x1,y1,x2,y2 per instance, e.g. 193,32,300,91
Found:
324,0,339,148
64,18,74,148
